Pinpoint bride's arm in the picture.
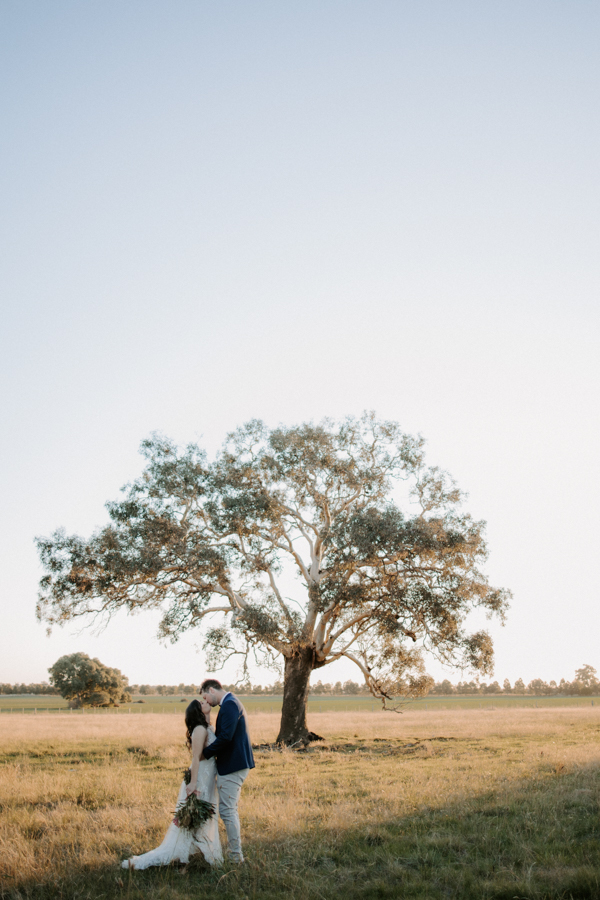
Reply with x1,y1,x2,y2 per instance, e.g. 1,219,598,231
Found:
186,725,207,796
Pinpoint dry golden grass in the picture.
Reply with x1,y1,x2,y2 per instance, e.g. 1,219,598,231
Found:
1,707,599,899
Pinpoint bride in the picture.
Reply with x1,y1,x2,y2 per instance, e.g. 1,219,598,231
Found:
122,699,223,868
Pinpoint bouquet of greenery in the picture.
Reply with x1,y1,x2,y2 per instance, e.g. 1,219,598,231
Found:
173,769,215,834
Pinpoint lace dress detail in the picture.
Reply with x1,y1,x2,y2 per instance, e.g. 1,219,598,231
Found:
122,729,222,868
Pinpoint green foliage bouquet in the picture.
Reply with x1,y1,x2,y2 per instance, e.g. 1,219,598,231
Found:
174,770,215,833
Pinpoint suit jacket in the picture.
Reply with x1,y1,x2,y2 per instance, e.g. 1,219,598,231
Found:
202,693,255,776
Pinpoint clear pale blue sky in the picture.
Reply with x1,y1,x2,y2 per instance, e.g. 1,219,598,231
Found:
1,1,598,688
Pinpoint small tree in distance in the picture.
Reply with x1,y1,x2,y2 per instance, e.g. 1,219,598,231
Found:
36,414,510,745
573,664,599,695
48,652,131,708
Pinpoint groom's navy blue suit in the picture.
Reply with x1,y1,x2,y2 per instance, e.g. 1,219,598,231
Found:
202,693,255,776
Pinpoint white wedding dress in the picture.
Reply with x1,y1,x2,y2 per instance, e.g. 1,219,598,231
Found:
122,728,223,868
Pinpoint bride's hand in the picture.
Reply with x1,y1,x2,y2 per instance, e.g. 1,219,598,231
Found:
185,785,198,797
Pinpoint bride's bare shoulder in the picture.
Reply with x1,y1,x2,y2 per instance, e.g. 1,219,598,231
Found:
191,724,208,744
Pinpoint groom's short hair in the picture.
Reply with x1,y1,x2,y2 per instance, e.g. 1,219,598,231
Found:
201,678,222,692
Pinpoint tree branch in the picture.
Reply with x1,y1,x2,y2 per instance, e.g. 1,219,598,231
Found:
277,532,311,583
280,504,319,538
322,610,375,653
266,565,295,627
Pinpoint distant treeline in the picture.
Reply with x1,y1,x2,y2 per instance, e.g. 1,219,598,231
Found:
135,679,372,695
0,679,366,696
2,665,598,697
430,664,599,697
128,680,371,695
0,683,58,695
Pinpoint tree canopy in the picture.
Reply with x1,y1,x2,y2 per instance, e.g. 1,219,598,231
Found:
37,414,510,742
48,652,131,707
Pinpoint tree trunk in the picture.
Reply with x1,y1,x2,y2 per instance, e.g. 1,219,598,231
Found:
276,646,315,745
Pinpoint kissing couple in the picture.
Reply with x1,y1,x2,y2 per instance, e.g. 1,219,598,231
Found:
122,679,255,869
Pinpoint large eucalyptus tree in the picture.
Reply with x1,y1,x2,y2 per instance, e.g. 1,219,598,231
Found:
36,414,509,744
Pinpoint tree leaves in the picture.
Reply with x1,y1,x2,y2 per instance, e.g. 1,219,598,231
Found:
48,652,130,707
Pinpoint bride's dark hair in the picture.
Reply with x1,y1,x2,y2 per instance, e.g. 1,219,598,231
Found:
185,699,208,749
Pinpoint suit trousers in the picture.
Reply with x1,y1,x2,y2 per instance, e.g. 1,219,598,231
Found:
216,768,249,861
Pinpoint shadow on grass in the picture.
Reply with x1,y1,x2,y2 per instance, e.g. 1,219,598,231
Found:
2,760,599,900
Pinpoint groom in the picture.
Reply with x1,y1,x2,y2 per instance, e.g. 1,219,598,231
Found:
200,678,255,863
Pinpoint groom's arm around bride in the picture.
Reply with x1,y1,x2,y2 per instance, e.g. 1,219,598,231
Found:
200,679,255,863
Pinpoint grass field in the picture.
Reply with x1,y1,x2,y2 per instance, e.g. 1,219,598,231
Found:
1,693,599,714
1,707,599,899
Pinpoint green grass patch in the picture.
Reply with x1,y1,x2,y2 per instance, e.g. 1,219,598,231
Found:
2,693,600,715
